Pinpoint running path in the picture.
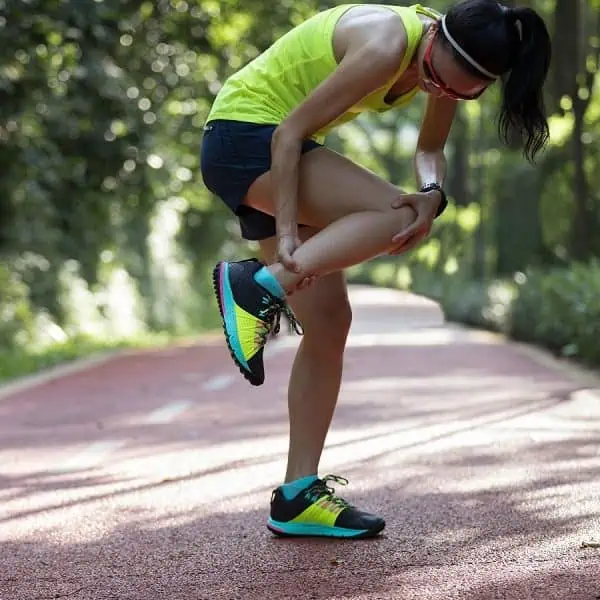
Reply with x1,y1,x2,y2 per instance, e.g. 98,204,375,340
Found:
0,285,599,600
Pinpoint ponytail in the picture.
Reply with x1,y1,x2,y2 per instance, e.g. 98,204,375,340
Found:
444,0,552,163
498,6,552,163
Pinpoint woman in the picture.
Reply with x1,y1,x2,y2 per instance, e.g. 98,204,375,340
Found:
201,0,551,539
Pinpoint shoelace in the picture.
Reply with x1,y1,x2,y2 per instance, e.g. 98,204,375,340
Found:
306,474,352,509
255,303,283,347
258,300,303,346
281,304,303,335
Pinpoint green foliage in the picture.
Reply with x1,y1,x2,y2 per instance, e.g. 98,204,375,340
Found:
0,332,173,383
0,263,34,347
432,278,517,334
509,262,600,364
0,0,599,379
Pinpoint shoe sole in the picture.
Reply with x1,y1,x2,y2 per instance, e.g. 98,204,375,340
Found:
266,518,385,539
212,262,264,387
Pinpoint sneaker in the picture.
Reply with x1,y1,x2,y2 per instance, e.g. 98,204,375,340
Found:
267,475,386,539
212,258,301,386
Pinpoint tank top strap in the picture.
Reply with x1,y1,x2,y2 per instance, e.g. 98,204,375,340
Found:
384,4,440,80
413,4,443,21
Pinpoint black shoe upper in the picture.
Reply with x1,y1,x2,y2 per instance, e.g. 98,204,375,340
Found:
226,259,280,384
227,259,279,314
218,258,303,385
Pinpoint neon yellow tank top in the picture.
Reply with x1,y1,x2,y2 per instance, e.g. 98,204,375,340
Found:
205,4,440,143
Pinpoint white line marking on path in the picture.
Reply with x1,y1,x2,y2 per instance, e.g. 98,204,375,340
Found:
202,374,234,391
144,400,193,425
53,440,126,473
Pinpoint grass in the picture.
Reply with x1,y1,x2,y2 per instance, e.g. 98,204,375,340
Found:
0,332,179,384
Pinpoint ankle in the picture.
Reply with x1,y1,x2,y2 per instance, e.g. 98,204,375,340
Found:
285,467,319,483
253,264,286,299
268,263,301,295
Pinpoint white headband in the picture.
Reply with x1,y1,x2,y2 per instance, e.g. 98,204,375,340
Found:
441,14,499,80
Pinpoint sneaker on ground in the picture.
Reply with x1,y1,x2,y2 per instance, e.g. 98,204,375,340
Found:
267,475,386,539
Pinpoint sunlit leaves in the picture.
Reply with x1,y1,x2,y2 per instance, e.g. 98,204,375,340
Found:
0,0,597,343
547,112,574,145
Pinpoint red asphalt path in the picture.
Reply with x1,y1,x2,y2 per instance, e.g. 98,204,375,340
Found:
1,285,599,600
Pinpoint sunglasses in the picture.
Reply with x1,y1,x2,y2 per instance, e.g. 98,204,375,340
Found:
422,30,486,101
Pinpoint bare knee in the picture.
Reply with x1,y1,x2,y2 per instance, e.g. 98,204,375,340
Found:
377,190,418,251
303,298,352,349
385,190,416,218
365,187,416,222
292,289,352,350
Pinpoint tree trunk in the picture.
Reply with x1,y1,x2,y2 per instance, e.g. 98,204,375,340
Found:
568,0,598,260
552,0,580,113
472,109,486,280
446,104,470,207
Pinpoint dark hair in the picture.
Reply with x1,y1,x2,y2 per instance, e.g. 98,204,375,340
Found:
442,0,552,163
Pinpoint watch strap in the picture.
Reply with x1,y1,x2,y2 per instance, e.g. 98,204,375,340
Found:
420,183,448,217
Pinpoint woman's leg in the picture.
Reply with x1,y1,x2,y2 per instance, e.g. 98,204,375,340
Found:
258,228,385,540
259,228,350,485
246,146,417,292
212,145,417,386
210,140,404,538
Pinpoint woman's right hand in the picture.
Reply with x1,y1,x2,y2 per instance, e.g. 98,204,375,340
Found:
277,232,303,273
276,231,318,294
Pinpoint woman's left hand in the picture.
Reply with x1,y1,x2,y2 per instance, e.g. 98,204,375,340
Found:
388,190,442,255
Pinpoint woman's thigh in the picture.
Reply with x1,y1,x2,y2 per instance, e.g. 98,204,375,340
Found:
245,147,404,228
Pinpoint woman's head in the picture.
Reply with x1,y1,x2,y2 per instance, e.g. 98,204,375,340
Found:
416,0,552,162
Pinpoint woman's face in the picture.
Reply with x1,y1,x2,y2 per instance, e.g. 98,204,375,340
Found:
416,23,491,101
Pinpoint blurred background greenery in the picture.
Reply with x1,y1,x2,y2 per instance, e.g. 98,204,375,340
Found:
0,0,598,381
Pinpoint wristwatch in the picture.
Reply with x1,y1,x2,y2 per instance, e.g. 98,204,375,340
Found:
420,182,448,217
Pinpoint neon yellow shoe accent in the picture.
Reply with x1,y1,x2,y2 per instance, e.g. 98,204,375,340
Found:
233,302,271,361
290,496,346,527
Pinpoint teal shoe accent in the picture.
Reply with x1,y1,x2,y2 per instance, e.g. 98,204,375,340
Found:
280,475,318,500
267,518,369,538
220,262,249,370
254,266,285,299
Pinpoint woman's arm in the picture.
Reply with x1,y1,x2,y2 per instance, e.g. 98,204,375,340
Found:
414,93,458,199
270,15,408,268
389,93,458,251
